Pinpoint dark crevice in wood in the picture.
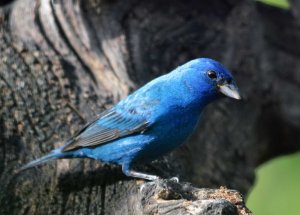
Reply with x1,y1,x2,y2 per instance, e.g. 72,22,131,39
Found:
119,0,142,87
0,0,14,6
50,1,98,86
100,182,106,215
80,6,117,88
36,5,60,56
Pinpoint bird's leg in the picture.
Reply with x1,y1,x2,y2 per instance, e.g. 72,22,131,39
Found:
122,164,159,181
126,170,159,180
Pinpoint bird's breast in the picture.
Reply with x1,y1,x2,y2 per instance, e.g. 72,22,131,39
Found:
147,105,200,149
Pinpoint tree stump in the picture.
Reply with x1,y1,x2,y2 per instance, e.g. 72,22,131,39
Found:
1,0,300,214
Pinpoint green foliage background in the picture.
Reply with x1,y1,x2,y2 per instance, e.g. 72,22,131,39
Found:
246,1,300,214
257,0,289,8
247,153,300,215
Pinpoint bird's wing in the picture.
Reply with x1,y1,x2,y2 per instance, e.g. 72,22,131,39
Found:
62,109,149,152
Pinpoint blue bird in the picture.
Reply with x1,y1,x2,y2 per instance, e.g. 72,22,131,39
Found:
21,58,241,180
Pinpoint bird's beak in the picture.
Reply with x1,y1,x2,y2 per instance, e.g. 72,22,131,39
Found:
218,82,241,100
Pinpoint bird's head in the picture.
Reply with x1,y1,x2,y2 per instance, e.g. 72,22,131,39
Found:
180,58,241,103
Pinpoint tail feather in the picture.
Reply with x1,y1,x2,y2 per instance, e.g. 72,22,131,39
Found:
20,150,62,171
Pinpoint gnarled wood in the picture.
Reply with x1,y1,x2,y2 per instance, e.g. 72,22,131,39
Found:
1,0,300,214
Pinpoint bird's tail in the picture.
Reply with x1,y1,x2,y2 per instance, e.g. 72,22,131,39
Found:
20,149,64,171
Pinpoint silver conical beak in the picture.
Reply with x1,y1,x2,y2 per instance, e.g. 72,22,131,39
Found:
219,83,241,100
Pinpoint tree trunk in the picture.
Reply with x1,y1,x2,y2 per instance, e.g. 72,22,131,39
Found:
1,0,299,214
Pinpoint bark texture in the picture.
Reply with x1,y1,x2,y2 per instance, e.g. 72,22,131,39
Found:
1,0,299,214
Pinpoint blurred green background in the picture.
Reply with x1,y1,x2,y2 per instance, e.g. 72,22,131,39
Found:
246,1,300,215
257,0,289,8
247,153,300,215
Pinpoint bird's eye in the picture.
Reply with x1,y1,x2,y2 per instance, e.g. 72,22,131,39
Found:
207,70,217,80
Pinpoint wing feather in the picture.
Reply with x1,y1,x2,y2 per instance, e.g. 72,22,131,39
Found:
62,109,149,152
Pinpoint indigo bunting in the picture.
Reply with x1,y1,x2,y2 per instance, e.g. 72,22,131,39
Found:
21,58,241,180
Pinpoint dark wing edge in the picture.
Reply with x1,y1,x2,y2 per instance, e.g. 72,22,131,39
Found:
62,110,149,152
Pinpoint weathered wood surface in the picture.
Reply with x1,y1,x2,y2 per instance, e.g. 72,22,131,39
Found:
1,0,300,214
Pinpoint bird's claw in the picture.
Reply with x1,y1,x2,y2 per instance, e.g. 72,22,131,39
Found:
140,180,157,192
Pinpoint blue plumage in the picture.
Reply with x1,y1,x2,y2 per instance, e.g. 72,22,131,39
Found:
21,58,241,180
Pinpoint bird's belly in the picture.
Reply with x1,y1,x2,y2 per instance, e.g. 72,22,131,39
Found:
84,128,190,166
87,135,155,165
82,113,199,165
133,115,199,162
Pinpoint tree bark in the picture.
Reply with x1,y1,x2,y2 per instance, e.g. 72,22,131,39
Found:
1,0,299,214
